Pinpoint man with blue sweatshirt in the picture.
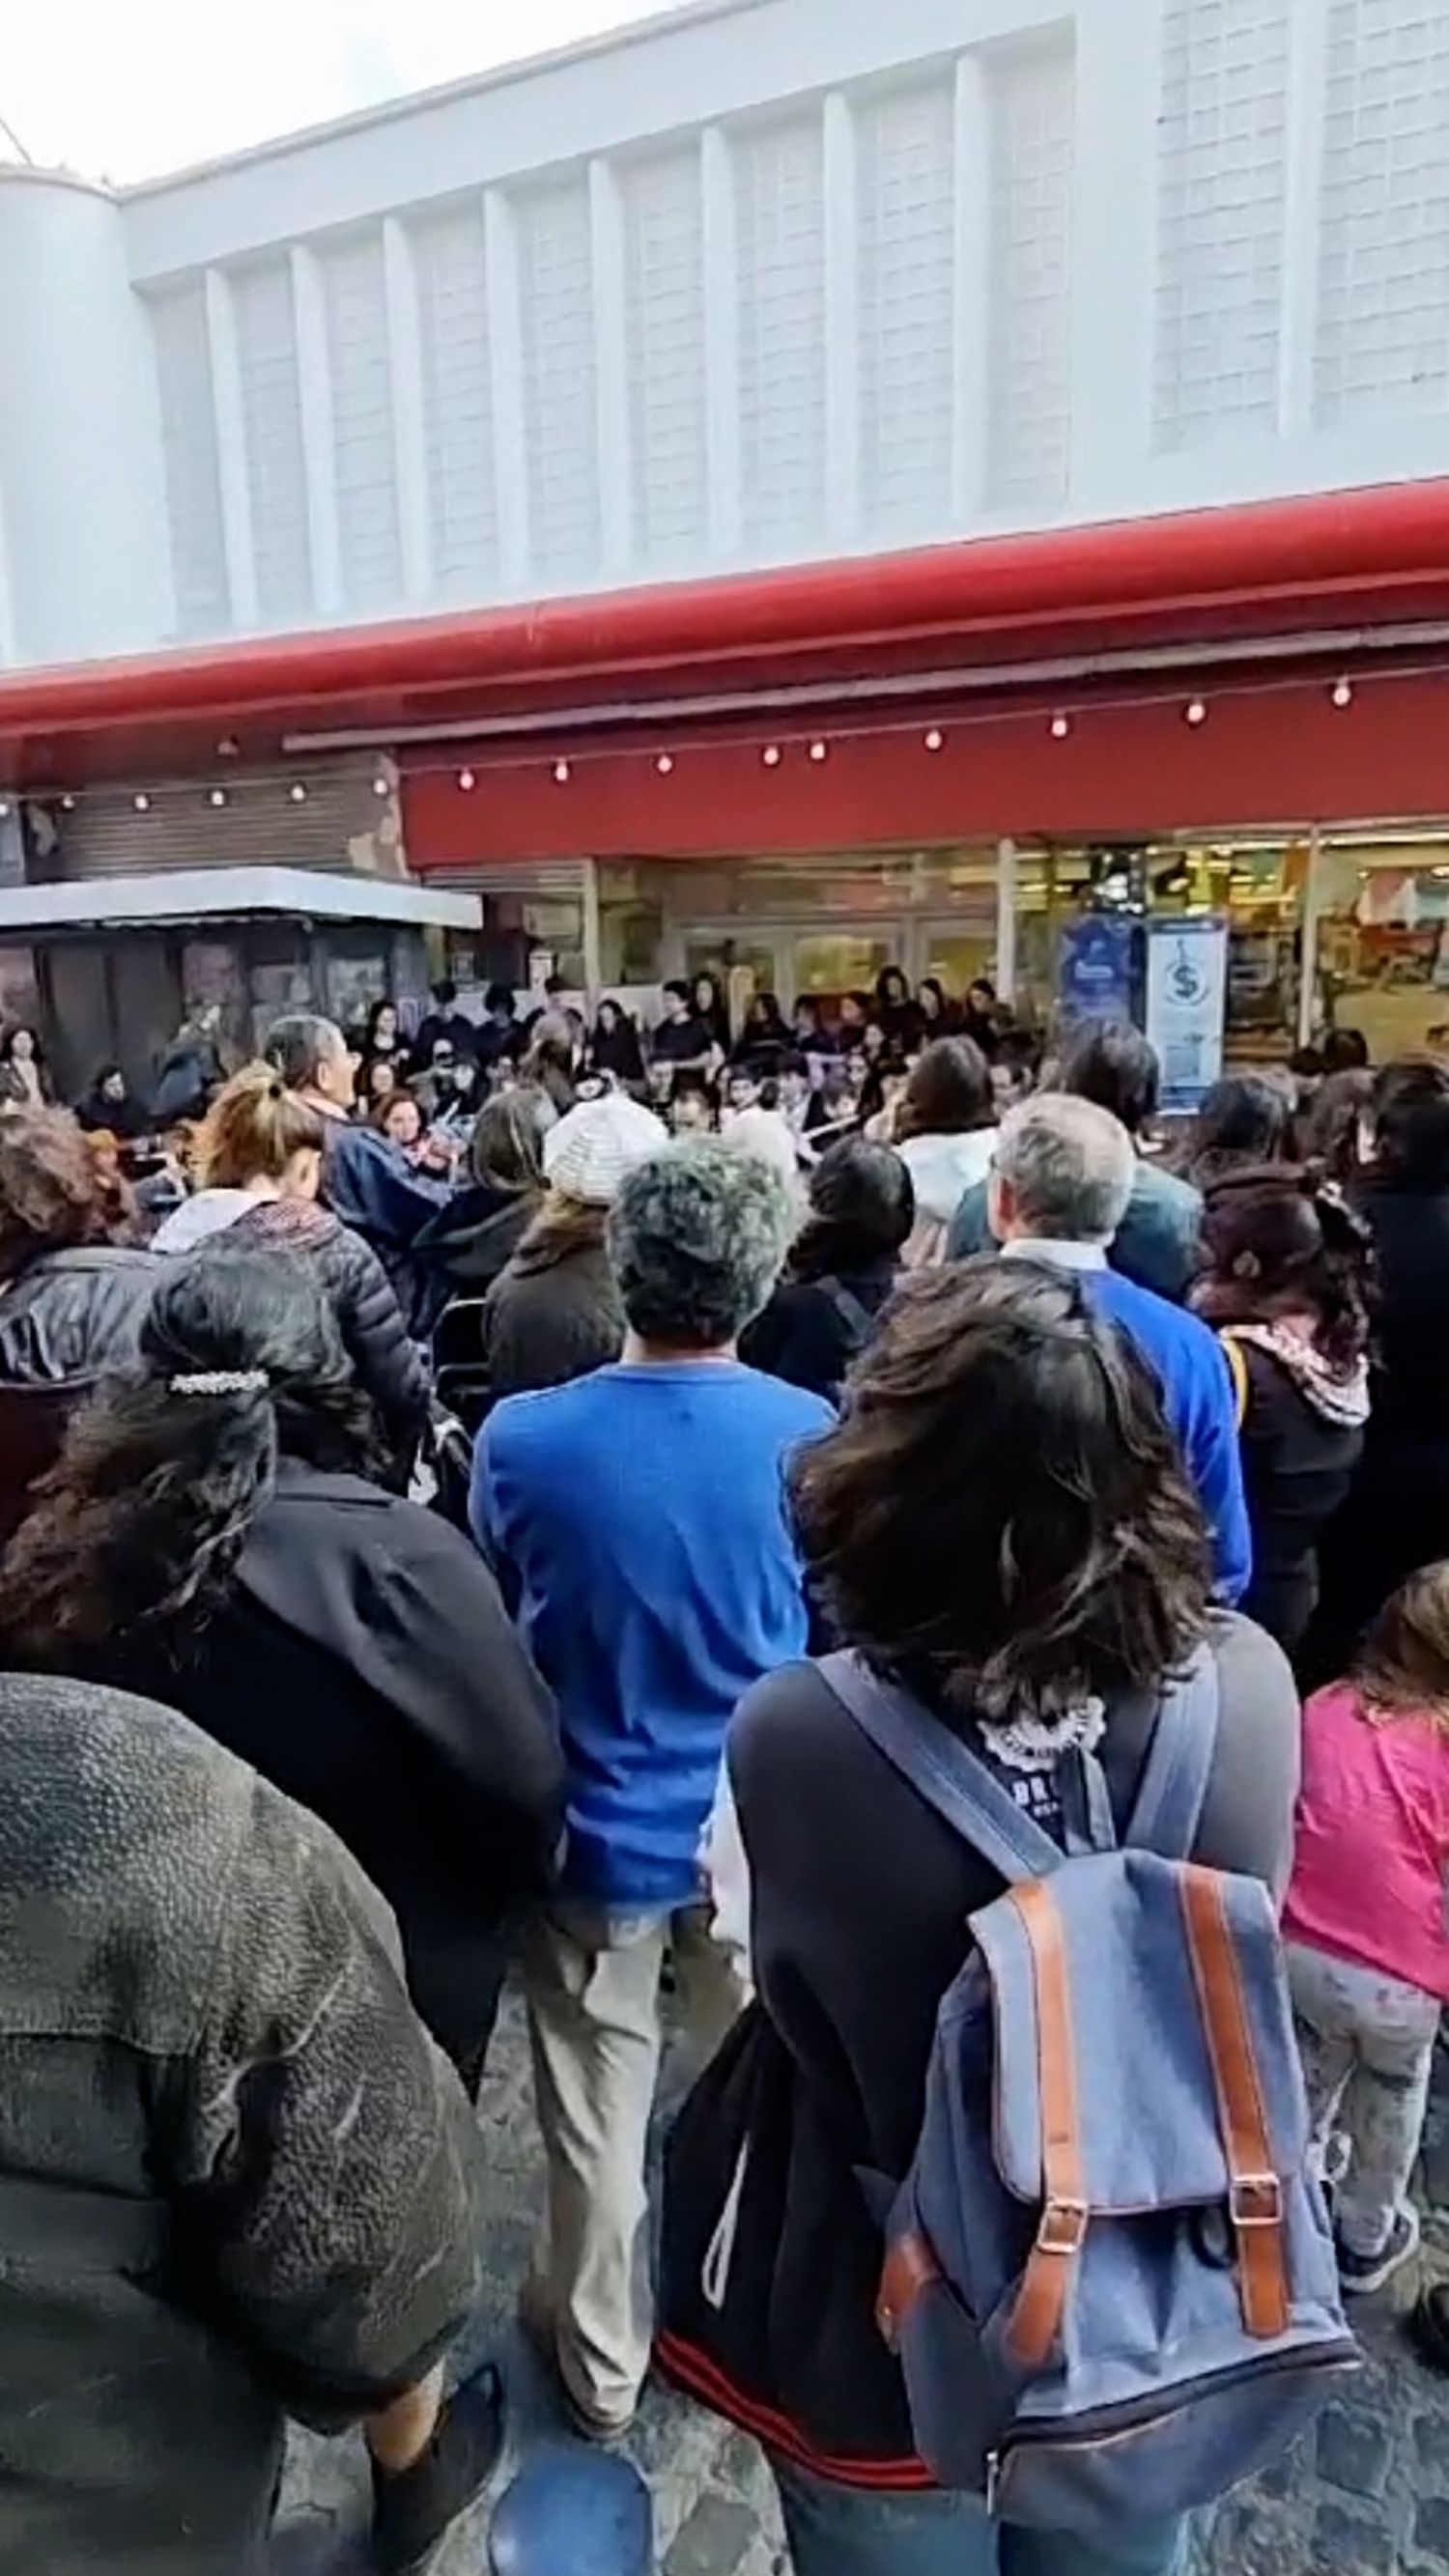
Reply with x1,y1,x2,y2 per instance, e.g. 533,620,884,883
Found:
986,1090,1251,1604
472,1138,830,2441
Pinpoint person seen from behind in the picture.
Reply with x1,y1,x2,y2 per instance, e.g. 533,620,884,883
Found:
1181,1072,1295,1194
743,1136,915,1402
1284,1565,1449,2302
472,1139,830,2442
264,1011,447,1326
982,1092,1252,1600
1298,1065,1374,1187
659,1260,1299,2576
1190,1166,1372,1658
154,1061,428,1479
0,1665,501,2576
0,1247,561,2105
1311,1058,1449,1678
0,1107,156,1544
948,1022,1202,1301
893,1033,997,1261
477,1090,666,1406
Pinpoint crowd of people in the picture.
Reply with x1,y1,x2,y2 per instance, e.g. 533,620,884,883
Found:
0,965,1446,2575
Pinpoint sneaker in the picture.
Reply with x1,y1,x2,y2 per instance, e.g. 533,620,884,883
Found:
370,2361,506,2576
1337,2202,1421,2297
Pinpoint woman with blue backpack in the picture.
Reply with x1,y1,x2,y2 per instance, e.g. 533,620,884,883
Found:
660,1259,1351,2576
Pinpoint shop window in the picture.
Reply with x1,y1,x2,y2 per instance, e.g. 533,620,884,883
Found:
1316,834,1449,1060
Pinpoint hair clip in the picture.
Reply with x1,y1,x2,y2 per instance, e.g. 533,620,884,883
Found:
169,1369,269,1397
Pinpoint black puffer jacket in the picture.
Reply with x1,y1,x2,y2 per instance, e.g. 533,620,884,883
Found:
0,1670,486,2576
0,1244,158,1384
0,1247,159,1542
224,1200,429,1475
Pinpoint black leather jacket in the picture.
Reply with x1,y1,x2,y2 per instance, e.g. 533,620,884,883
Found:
0,1245,157,1385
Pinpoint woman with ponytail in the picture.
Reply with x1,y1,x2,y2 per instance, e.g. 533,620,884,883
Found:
154,1061,428,1476
0,1246,563,2096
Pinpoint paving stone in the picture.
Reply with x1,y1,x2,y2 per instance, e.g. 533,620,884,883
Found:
1311,2502,1397,2573
665,2492,762,2576
279,1998,1449,2576
1316,2402,1394,2500
1414,2497,1449,2561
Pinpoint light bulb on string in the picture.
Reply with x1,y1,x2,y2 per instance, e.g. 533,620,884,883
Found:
1185,698,1208,726
809,740,828,763
762,745,781,768
289,782,308,804
553,760,571,785
458,767,476,791
60,794,75,811
372,775,390,799
133,791,151,812
209,787,227,808
656,753,674,776
923,728,945,753
1050,713,1071,740
1332,678,1353,709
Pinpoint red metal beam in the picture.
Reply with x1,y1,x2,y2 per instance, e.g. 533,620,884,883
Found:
4,479,1449,768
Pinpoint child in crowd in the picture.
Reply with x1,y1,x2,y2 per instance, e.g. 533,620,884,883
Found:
1284,1564,1449,2294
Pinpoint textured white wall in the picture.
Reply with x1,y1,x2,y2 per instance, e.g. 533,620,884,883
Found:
0,173,172,663
5,0,1449,669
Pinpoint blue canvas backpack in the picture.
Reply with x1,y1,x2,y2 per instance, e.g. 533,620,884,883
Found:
823,1645,1359,2535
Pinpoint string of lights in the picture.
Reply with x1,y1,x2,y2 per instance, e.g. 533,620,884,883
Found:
0,663,1394,820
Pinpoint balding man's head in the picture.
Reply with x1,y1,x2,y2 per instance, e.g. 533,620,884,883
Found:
988,1093,1136,1247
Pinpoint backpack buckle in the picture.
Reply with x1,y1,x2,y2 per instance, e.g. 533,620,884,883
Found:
1230,2174,1283,2229
1036,2197,1089,2256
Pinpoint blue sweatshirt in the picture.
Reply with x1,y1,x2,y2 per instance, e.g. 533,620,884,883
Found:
473,1360,833,1908
1003,1247,1251,1604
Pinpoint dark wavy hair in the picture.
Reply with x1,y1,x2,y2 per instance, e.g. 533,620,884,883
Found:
895,1034,993,1141
0,1106,135,1279
1183,1074,1294,1189
0,1247,384,1662
789,1138,915,1281
1191,1164,1373,1373
1371,1057,1449,1191
790,1259,1211,1725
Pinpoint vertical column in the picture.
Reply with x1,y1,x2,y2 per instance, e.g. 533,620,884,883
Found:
581,857,604,1004
204,266,259,629
1298,826,1325,1047
1278,0,1329,439
384,216,434,603
589,157,633,578
701,126,743,560
952,53,992,524
485,188,531,592
290,246,343,616
0,478,17,665
823,90,861,546
995,837,1019,1002
1065,0,1157,515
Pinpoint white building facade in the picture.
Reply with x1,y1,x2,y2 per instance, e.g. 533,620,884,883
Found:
3,0,1448,672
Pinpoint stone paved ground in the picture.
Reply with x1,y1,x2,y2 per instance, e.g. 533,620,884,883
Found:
278,1999,1449,2574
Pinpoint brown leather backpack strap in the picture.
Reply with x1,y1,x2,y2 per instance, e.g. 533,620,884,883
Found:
1006,1880,1089,2367
1181,1866,1291,2340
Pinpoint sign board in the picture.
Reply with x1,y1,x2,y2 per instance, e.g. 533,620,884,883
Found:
1146,918,1228,1111
1057,915,1137,1028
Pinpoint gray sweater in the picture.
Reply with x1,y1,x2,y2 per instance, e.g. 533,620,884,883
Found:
0,1672,488,2575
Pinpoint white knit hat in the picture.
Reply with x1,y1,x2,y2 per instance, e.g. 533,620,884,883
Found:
543,1091,668,1205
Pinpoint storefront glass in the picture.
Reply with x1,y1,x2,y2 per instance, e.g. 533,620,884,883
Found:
1314,829,1449,1060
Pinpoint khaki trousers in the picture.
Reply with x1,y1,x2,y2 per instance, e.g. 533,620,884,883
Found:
524,1901,744,2430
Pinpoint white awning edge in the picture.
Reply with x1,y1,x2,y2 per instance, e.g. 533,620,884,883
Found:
0,866,481,934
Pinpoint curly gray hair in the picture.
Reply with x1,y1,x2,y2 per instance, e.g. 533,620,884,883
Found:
608,1137,794,1348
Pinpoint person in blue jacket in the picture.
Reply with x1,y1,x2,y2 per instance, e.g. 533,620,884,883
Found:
983,1090,1251,1604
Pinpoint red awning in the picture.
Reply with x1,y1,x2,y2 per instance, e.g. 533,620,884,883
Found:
4,477,1449,789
